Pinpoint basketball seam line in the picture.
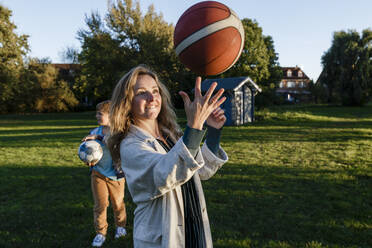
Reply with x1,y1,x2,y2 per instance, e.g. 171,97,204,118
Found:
178,6,230,26
175,10,244,56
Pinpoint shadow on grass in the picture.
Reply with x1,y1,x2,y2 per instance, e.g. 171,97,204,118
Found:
0,165,135,248
2,125,370,149
1,163,370,247
204,162,372,248
0,108,371,247
0,128,92,148
0,112,96,126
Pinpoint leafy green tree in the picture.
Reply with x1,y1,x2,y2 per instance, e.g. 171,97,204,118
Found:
309,79,328,103
219,18,282,107
221,18,270,83
77,0,192,105
77,12,124,103
255,35,283,107
108,0,193,102
263,36,282,86
321,29,372,106
20,59,78,112
60,46,80,64
0,5,29,113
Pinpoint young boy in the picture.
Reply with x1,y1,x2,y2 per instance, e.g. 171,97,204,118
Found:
82,100,127,247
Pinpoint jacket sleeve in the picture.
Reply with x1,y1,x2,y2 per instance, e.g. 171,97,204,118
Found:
120,138,205,203
197,142,228,180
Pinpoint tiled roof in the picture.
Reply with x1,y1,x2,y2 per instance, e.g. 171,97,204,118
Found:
281,66,310,80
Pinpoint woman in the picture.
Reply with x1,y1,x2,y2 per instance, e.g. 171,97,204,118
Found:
108,65,228,248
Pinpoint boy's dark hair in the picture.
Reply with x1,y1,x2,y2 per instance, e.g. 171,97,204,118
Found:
96,100,111,113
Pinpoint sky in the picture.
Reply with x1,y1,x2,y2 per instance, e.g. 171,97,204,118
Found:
2,0,372,81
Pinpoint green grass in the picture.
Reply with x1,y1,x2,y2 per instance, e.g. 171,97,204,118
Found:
0,105,371,248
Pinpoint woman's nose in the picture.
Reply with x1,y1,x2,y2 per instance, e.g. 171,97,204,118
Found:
146,92,154,101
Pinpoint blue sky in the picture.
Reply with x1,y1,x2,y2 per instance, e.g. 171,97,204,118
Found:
2,0,372,80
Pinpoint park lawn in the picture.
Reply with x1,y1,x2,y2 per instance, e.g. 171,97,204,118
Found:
0,105,371,248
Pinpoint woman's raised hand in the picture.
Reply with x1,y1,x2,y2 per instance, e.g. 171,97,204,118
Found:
179,77,226,130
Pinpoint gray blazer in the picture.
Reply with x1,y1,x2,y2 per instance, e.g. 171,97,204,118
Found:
120,125,228,248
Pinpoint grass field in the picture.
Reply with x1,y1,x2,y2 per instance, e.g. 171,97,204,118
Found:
0,105,371,248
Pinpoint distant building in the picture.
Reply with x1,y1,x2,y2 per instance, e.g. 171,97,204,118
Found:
201,77,261,126
277,66,311,102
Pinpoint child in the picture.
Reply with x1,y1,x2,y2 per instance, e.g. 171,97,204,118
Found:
82,100,127,247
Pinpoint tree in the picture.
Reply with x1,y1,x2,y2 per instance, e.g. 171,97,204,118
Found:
255,35,283,106
77,12,124,103
107,0,193,102
320,29,372,106
60,46,80,64
0,5,29,113
20,59,78,112
77,0,192,105
220,18,270,83
219,18,282,107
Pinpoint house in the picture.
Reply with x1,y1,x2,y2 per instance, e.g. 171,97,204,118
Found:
276,66,311,102
201,77,261,126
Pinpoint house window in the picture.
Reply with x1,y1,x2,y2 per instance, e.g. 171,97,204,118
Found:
287,70,292,77
299,81,306,88
279,82,284,88
287,81,296,88
298,71,303,77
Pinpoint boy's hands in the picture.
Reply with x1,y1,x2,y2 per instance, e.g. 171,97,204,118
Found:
82,134,103,142
86,160,98,167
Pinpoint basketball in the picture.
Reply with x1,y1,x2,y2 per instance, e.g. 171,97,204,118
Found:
174,1,244,76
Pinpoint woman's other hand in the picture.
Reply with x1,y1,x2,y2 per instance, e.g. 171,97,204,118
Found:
206,107,226,129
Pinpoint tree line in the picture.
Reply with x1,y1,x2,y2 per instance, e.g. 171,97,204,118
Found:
1,0,370,114
0,5,78,113
318,29,372,106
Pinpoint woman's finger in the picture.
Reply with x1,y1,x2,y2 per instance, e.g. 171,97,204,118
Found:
219,115,227,122
212,107,223,113
216,112,226,120
209,88,225,104
203,82,217,104
194,77,202,99
179,91,191,106
214,96,227,107
213,108,224,116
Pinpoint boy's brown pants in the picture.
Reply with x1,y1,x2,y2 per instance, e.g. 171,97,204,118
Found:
91,170,127,236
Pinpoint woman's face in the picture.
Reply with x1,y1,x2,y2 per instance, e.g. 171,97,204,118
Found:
131,74,162,121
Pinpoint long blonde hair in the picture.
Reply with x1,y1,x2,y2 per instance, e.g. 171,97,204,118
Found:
107,65,182,163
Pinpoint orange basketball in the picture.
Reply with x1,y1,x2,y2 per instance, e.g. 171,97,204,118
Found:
174,1,244,76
